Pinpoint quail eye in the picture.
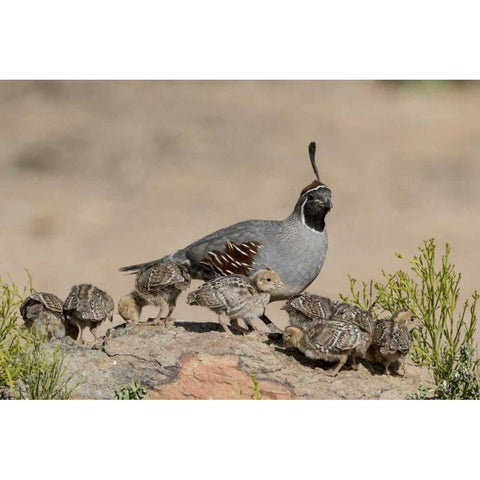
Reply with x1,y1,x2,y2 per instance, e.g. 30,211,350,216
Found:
306,194,313,201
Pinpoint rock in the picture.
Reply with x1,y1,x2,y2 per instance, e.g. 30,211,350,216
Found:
47,321,434,400
148,354,295,399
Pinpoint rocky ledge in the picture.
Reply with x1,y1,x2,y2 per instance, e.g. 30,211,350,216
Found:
50,322,433,400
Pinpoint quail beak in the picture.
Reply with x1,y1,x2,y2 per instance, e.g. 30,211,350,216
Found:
323,198,333,209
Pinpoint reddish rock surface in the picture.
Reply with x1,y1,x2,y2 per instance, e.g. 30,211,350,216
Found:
148,353,296,400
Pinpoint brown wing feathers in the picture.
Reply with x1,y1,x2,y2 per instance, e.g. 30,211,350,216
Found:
200,240,261,276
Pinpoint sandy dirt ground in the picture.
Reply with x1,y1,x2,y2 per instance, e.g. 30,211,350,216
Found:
1,81,479,335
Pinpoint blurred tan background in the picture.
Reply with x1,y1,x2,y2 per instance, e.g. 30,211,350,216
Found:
1,81,479,329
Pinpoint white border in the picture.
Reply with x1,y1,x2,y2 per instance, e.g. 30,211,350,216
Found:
1,400,479,479
1,0,480,78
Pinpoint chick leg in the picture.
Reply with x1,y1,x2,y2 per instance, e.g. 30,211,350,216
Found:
350,353,359,371
162,302,176,327
71,319,82,342
218,314,233,335
399,357,408,378
243,317,264,333
150,298,168,326
85,322,96,344
230,318,250,334
91,321,99,340
383,360,390,376
328,354,348,377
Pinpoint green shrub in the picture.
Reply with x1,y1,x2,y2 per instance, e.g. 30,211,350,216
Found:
411,345,480,400
115,380,148,400
340,239,479,399
251,374,262,400
0,273,76,399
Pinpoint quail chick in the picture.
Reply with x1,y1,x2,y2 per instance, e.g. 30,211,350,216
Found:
63,284,114,344
20,292,66,340
121,262,191,326
331,301,376,336
371,309,420,377
186,269,284,334
283,320,372,377
282,293,333,328
118,291,147,326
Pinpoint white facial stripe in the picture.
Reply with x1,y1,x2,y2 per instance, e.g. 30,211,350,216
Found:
303,184,331,196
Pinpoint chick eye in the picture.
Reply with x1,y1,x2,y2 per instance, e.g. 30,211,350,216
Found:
266,278,272,282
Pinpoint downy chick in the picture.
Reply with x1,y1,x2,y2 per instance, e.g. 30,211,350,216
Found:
371,309,420,377
186,269,283,334
121,262,191,326
63,284,114,344
283,320,372,377
332,301,376,336
20,292,66,340
282,293,333,328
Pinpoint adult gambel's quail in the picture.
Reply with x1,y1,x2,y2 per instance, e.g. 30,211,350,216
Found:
186,269,284,334
120,142,333,307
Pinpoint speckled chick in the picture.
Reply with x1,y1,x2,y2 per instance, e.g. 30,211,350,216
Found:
120,262,191,326
331,301,376,336
186,269,284,334
283,320,372,377
63,284,114,344
20,292,66,340
282,293,333,328
371,309,420,377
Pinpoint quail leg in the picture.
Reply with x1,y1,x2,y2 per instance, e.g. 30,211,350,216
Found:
399,357,408,378
149,298,168,326
162,302,176,327
350,353,359,371
328,354,348,377
218,314,233,335
230,318,250,334
244,317,265,333
383,360,390,376
91,322,99,340
71,319,82,342
84,323,97,344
